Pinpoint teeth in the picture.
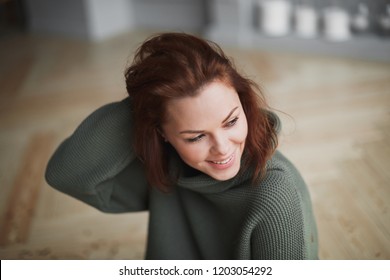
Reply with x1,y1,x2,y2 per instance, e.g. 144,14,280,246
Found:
212,155,232,165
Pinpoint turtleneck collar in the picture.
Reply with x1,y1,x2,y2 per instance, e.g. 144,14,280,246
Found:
168,150,253,194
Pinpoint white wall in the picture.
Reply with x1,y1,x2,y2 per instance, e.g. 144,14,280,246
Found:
85,0,134,41
205,0,254,47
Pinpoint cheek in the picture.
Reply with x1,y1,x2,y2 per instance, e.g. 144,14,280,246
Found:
172,142,209,164
234,117,248,143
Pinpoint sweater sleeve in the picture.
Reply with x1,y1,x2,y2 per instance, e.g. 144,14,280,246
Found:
249,159,318,259
45,98,149,213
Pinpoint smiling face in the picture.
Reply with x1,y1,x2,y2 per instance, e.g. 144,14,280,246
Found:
161,81,248,181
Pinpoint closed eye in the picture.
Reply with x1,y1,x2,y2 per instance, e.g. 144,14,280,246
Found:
185,134,205,143
225,117,239,127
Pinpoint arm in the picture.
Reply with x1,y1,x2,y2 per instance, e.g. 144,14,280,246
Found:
45,98,148,213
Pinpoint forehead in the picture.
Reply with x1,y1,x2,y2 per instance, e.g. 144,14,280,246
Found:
164,81,241,130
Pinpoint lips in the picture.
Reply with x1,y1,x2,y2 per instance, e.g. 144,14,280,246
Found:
208,154,234,165
206,153,235,170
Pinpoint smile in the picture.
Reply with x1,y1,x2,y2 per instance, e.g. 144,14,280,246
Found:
209,154,234,165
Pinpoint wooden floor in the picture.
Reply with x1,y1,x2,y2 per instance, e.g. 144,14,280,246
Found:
0,30,389,260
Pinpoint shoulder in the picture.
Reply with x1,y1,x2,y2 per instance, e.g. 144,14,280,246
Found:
263,150,307,193
248,150,311,216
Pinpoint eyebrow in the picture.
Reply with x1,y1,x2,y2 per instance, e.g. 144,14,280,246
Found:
179,106,239,134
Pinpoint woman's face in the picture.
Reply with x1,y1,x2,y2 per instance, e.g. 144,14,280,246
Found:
162,81,248,181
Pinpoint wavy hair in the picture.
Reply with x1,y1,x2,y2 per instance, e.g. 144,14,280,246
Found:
125,33,277,191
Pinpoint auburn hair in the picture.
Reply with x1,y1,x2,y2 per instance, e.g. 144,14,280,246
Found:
125,33,278,191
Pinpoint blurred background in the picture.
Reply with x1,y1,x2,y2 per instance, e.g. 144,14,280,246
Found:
0,0,389,259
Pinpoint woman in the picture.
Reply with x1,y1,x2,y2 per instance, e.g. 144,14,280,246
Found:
45,33,318,259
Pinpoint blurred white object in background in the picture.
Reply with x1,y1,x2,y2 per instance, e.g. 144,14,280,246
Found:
323,6,351,41
378,4,390,37
351,3,370,34
259,0,292,36
294,4,318,38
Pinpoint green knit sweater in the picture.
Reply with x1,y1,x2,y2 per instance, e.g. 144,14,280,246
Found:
45,98,318,259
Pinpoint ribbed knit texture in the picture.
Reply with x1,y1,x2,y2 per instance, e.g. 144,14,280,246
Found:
45,98,318,260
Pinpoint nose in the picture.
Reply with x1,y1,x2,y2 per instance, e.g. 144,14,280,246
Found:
210,132,229,156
